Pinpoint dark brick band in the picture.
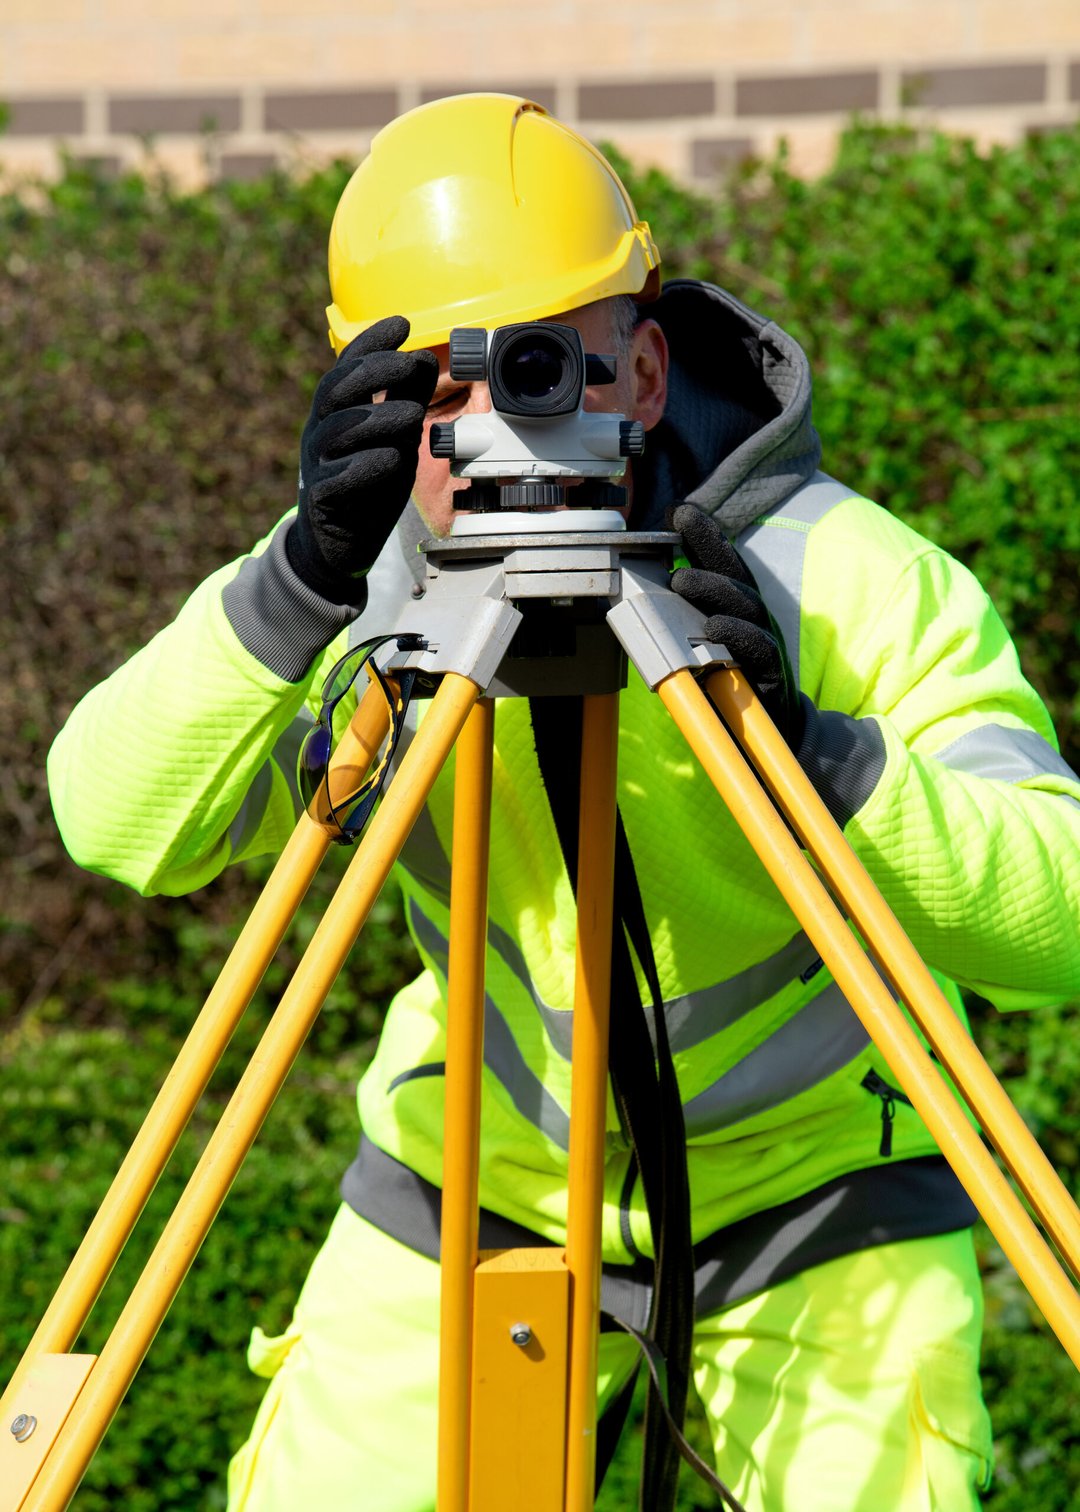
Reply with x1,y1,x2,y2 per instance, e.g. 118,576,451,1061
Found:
736,70,878,117
901,62,1047,108
1025,119,1076,137
691,137,754,177
420,83,557,112
219,152,279,180
577,78,715,121
108,94,242,134
263,89,397,131
71,153,121,177
0,58,1070,181
3,96,85,136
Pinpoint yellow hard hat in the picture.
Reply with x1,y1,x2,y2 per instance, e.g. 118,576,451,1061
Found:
325,93,662,354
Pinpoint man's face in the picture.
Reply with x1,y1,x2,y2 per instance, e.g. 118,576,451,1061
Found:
411,300,668,537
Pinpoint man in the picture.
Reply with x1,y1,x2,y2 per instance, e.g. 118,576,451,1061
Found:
48,94,1080,1511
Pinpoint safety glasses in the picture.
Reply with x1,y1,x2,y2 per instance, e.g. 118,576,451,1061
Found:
297,633,425,845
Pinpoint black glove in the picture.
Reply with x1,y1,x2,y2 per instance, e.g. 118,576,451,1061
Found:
669,502,804,747
287,314,439,605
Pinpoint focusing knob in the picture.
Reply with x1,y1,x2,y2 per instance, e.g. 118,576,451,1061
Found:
449,328,487,382
619,420,646,456
429,423,456,458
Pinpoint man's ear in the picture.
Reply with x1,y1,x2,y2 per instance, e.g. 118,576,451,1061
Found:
630,318,669,431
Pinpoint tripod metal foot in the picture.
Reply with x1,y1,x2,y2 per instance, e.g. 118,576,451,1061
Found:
0,1355,95,1511
0,679,392,1460
469,1248,570,1511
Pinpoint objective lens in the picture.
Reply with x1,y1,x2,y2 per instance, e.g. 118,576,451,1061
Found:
486,322,583,416
502,336,566,400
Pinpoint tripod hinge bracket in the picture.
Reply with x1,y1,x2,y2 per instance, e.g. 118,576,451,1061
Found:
606,559,733,688
387,588,523,692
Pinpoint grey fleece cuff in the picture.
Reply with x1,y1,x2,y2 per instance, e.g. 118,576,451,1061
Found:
222,519,364,683
796,696,886,829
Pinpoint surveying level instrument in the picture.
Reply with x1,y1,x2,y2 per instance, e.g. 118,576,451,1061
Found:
431,321,643,514
4,332,1080,1511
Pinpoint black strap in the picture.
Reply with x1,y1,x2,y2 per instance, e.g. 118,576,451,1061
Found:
609,1318,749,1512
616,819,698,1508
530,696,695,1512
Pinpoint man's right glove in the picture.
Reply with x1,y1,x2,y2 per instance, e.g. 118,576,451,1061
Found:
287,314,439,605
669,502,805,747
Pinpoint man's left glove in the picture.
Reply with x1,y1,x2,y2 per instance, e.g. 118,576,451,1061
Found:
287,314,439,605
669,502,804,747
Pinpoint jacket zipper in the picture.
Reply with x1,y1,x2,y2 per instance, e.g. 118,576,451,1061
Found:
861,1069,913,1157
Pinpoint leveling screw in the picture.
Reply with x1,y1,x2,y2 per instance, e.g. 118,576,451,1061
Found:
10,1413,37,1442
509,1322,532,1348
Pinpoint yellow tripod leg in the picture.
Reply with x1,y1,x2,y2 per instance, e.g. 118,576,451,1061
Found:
18,673,480,1512
707,665,1080,1282
442,695,614,1512
0,680,389,1443
444,695,617,1512
659,667,1080,1371
438,699,494,1512
565,693,620,1512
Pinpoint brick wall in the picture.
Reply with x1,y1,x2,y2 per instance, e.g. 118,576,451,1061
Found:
1,0,1078,184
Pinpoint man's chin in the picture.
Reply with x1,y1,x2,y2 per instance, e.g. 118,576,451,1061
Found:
411,492,460,539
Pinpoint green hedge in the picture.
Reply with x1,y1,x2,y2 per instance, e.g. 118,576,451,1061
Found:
612,125,1080,768
1,122,1078,1508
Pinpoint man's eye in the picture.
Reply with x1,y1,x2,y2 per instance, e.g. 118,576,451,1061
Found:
427,388,468,414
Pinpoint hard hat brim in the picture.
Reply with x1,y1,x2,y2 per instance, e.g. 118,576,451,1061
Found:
327,227,661,355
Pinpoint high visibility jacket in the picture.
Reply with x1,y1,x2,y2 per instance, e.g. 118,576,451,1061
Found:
48,282,1080,1303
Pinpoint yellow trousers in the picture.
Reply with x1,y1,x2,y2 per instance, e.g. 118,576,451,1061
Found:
228,1204,992,1512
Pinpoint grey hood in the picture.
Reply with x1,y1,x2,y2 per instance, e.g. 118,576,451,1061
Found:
631,280,822,537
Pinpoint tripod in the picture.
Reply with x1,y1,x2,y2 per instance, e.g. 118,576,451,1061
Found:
3,513,1080,1512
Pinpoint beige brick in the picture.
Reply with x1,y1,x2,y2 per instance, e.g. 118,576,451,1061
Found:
485,18,641,73
0,139,68,183
977,0,1080,49
759,122,843,177
103,0,247,20
410,0,526,13
256,0,390,14
273,131,375,171
176,30,318,83
1,0,84,22
599,126,691,179
5,34,164,90
642,14,800,69
135,136,219,189
325,18,639,81
323,25,480,81
805,3,970,64
901,106,1027,145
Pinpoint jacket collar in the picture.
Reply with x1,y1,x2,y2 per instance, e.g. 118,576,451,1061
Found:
633,279,822,538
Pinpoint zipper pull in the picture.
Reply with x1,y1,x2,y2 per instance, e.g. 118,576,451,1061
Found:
861,1070,897,1157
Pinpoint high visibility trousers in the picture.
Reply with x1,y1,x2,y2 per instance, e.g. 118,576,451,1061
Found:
227,1203,993,1512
